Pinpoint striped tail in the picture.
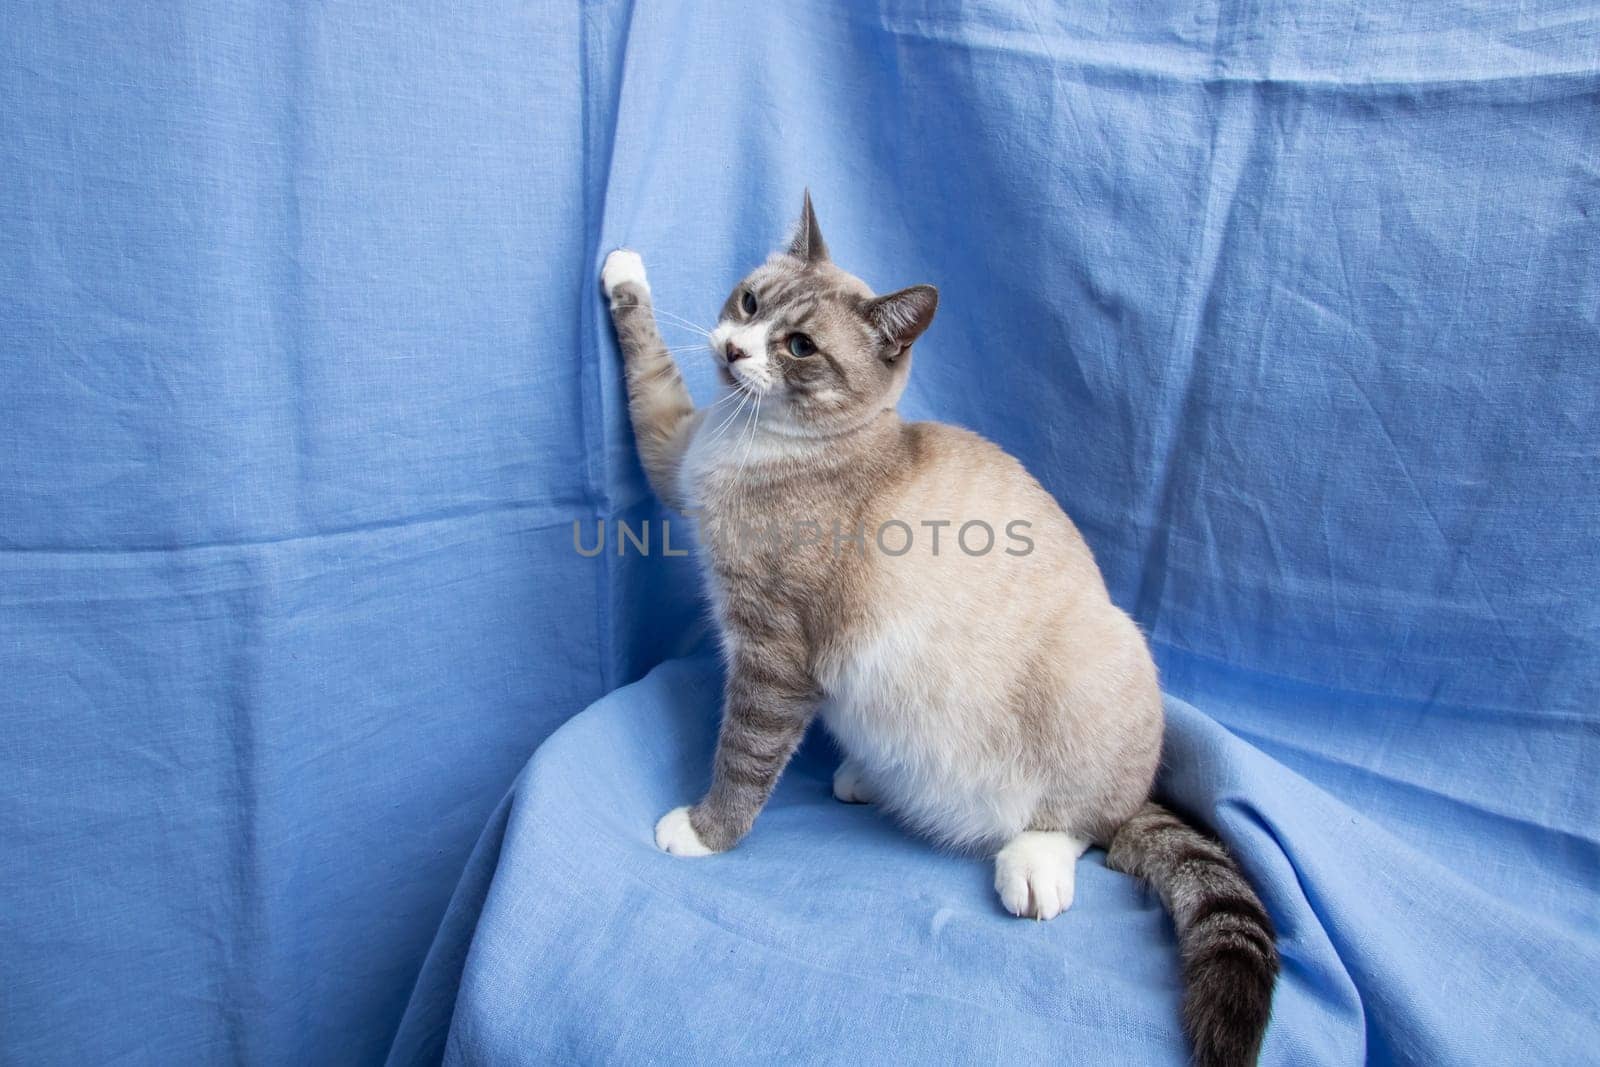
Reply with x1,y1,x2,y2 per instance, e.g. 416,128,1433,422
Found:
1106,802,1279,1067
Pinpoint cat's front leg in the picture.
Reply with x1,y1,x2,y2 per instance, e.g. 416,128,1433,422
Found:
656,648,818,855
994,831,1091,920
601,249,699,512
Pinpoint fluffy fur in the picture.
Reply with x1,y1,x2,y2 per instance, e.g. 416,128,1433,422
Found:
601,193,1278,1065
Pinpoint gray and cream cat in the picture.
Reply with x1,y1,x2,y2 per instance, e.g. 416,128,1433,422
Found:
601,194,1277,1067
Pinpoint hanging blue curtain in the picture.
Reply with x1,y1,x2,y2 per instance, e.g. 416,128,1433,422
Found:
4,3,1597,1065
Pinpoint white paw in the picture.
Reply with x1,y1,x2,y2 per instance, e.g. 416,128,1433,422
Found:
654,805,715,857
994,831,1086,920
832,760,875,804
601,248,649,300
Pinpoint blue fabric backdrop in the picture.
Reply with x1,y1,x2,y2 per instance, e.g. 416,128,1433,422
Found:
4,2,1597,1065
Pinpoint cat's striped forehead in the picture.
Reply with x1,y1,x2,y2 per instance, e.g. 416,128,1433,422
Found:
724,254,875,322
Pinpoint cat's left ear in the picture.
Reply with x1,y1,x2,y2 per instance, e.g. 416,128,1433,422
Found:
866,285,939,361
787,189,830,264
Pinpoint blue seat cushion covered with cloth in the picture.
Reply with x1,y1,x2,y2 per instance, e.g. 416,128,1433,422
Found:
388,4,1600,1064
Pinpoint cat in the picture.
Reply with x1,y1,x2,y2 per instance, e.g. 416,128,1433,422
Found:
600,193,1278,1067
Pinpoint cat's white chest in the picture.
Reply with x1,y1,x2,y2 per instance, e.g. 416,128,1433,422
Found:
679,412,813,507
677,412,754,516
819,615,1041,848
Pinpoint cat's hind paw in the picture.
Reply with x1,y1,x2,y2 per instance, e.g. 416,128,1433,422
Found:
601,248,649,301
654,805,715,857
831,760,876,804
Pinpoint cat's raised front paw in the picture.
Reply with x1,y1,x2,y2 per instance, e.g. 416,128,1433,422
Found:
601,248,649,301
832,760,875,804
654,805,716,857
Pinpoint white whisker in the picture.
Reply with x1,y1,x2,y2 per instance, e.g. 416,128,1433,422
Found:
704,387,746,412
656,322,711,339
702,387,753,446
652,308,713,337
653,306,709,329
708,398,752,450
733,394,762,479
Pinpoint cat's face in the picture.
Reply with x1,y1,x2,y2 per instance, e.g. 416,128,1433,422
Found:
708,194,937,438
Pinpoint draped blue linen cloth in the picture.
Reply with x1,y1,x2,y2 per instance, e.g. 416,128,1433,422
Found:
3,2,1597,1065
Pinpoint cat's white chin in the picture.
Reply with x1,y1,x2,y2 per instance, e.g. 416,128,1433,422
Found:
654,806,716,857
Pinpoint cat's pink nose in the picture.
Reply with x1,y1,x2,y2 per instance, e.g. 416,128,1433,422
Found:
724,341,749,363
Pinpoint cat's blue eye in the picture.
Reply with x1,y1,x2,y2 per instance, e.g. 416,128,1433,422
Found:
787,334,817,358
740,290,757,315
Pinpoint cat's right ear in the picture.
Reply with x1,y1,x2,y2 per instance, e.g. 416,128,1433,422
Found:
787,189,830,264
866,285,939,361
